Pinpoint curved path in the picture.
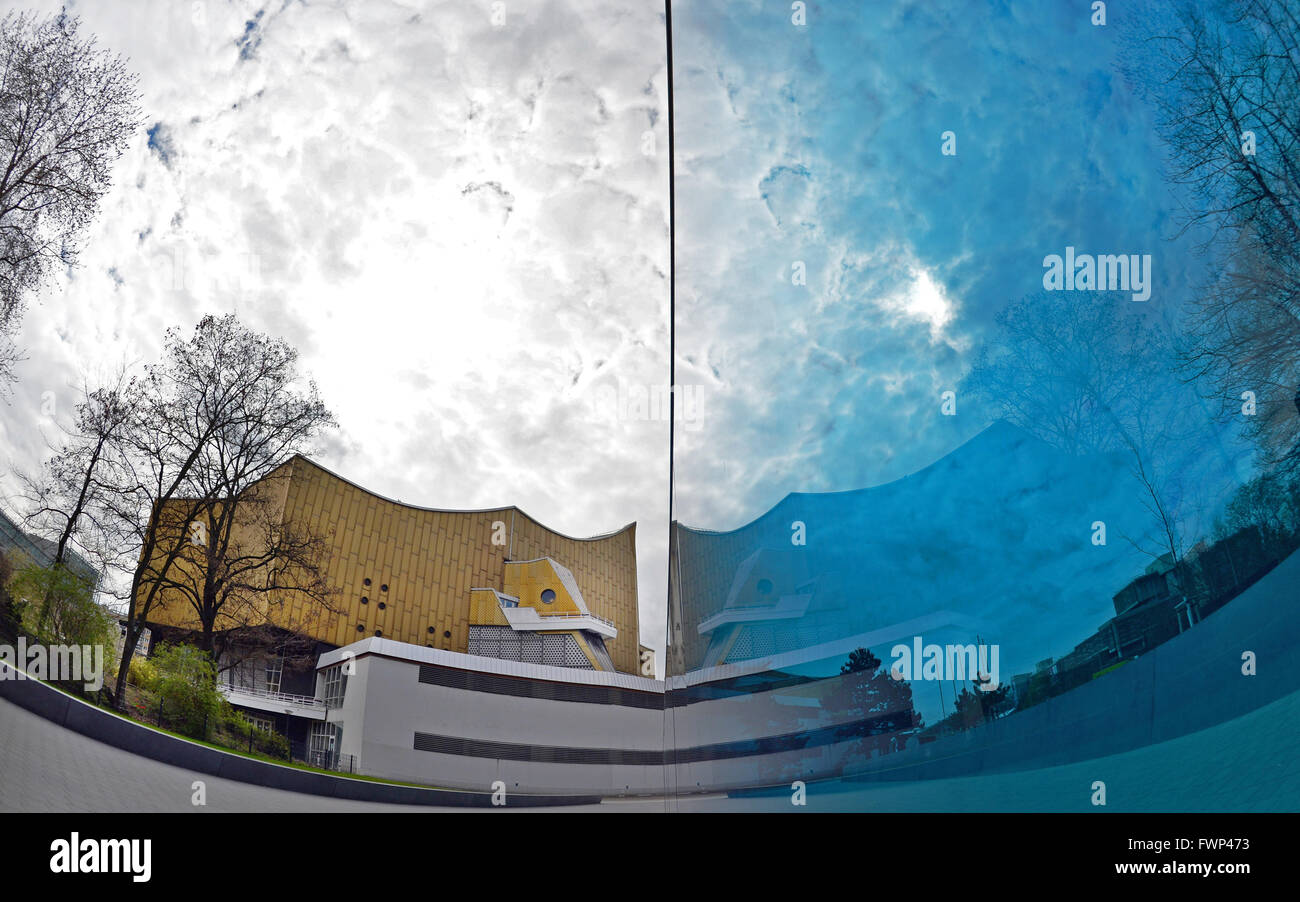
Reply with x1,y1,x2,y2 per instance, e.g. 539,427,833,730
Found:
3,680,1298,812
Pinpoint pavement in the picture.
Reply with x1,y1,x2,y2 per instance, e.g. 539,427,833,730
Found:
2,684,1298,812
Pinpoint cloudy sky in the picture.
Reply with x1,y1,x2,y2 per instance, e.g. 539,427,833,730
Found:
0,0,673,663
0,0,1261,672
670,0,1245,532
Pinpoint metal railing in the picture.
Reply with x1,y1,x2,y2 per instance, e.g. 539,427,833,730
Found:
220,682,324,708
306,750,355,774
499,602,615,628
538,610,615,627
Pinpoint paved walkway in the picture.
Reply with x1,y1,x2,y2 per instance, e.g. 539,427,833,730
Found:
3,685,1297,812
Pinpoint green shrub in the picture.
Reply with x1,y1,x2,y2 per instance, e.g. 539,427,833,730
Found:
151,643,223,738
221,708,290,760
127,655,158,691
11,562,117,675
258,729,291,760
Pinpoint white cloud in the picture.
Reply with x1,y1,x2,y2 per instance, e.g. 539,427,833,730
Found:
0,0,671,664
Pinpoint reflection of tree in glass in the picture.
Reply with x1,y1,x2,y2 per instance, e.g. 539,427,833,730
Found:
965,294,1206,569
834,648,924,759
951,674,1012,732
1133,0,1300,477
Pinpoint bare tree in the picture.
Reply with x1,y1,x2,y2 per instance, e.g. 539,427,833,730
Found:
965,293,1207,566
15,371,133,628
1213,470,1300,553
129,314,337,662
108,315,334,703
965,296,1165,457
154,467,337,666
7,314,335,705
0,11,140,377
1136,0,1300,471
20,372,133,562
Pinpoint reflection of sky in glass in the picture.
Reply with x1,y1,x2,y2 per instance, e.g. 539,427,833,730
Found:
663,1,1298,787
671,0,1245,533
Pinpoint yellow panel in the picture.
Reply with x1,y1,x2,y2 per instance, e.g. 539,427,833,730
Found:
143,455,642,672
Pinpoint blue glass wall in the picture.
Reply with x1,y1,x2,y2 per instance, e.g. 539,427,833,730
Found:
665,0,1300,810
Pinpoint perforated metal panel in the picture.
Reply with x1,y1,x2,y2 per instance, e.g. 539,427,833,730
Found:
522,632,544,664
564,638,591,667
466,626,596,670
542,634,566,665
500,629,521,659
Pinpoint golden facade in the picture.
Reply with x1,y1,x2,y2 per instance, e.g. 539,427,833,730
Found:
145,456,642,674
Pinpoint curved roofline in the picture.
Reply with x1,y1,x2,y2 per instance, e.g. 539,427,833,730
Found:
673,419,1037,538
290,455,636,544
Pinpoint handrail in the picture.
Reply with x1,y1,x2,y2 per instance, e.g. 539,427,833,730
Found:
497,601,616,628
537,610,616,627
220,683,324,708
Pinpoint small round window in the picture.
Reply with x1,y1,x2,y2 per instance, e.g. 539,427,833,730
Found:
540,589,556,605
756,578,774,596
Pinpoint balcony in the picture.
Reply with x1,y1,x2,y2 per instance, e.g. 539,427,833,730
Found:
498,602,618,639
218,682,328,720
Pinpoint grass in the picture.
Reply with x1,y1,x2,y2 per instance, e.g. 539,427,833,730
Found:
1092,659,1131,680
24,669,456,792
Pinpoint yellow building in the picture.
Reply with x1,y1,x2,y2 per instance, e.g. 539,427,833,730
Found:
144,455,641,674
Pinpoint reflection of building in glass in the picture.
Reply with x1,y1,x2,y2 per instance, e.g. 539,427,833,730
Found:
1043,524,1289,693
665,420,1300,796
670,422,1170,678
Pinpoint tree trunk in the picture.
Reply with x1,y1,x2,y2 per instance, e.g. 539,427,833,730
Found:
111,620,140,708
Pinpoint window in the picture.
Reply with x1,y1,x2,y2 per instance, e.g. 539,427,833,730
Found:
264,657,283,694
541,589,556,604
322,665,348,706
230,658,257,691
250,715,274,733
308,722,343,770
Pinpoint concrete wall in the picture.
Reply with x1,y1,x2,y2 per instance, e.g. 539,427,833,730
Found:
0,660,598,807
326,640,876,795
